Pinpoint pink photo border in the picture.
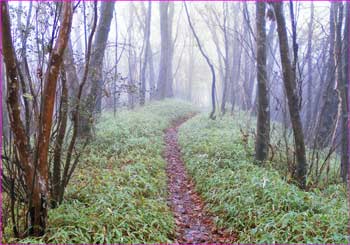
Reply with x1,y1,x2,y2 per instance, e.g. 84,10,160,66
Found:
0,0,349,244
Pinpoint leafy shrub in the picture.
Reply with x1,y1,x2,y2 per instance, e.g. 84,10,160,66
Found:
179,114,349,243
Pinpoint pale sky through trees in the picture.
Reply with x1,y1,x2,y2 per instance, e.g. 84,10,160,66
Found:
11,1,331,107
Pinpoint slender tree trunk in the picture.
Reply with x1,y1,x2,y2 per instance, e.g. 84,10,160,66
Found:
91,1,115,113
57,2,98,204
156,2,169,100
17,1,32,139
148,47,156,100
311,41,329,132
206,16,224,103
114,8,118,115
231,43,243,113
343,2,350,184
315,3,338,148
337,2,349,183
127,3,136,109
51,70,68,207
229,4,240,112
184,3,216,119
205,16,224,104
156,2,173,99
187,34,194,101
272,2,307,189
63,39,79,101
221,3,229,114
168,2,175,97
242,2,257,112
255,2,270,162
266,20,276,81
306,2,314,132
140,1,152,106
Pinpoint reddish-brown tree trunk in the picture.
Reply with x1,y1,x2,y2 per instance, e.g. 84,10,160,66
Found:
1,2,73,235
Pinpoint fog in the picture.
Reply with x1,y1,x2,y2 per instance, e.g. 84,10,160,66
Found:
10,1,331,109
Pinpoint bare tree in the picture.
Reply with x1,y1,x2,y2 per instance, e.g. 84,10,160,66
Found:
184,3,216,119
148,47,156,100
335,2,349,183
255,2,270,163
187,33,194,101
221,3,232,115
81,1,115,137
2,1,73,235
113,7,119,115
271,2,307,189
156,2,174,99
127,3,137,109
305,2,314,131
50,2,98,207
314,3,338,148
140,1,152,105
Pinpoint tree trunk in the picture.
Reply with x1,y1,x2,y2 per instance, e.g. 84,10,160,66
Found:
337,2,349,182
63,39,79,100
229,3,241,113
148,47,156,100
156,2,174,99
306,2,314,131
266,20,276,81
187,34,194,101
315,3,338,148
242,2,257,113
59,2,98,204
168,2,175,97
51,69,68,207
17,1,33,139
33,2,73,234
127,3,136,109
1,1,73,235
184,3,216,119
140,1,152,106
114,8,118,115
82,1,115,137
231,42,243,113
255,2,270,163
272,2,307,189
221,3,231,115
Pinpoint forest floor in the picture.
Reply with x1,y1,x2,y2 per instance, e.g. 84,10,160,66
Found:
164,115,236,243
4,100,348,244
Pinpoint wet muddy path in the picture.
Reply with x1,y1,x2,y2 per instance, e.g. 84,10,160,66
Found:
164,117,236,243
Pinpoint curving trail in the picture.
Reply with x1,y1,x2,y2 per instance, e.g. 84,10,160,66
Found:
164,116,236,244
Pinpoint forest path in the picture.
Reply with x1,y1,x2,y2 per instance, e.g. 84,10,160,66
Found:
164,116,236,243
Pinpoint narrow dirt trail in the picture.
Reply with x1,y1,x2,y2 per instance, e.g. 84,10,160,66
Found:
164,116,236,244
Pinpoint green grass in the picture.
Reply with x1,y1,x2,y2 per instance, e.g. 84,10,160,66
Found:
178,114,349,243
8,99,196,244
216,110,342,187
4,101,347,243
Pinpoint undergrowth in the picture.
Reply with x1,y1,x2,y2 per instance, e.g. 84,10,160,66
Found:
7,100,196,244
216,110,342,187
179,114,349,243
